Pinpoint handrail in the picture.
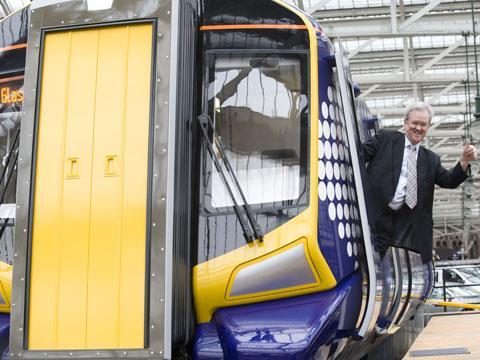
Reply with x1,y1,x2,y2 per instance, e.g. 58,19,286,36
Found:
388,248,402,321
394,250,414,325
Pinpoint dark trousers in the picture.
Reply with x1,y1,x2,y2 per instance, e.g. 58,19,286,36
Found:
374,205,414,259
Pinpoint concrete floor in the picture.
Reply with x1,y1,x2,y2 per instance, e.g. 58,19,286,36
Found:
404,312,480,360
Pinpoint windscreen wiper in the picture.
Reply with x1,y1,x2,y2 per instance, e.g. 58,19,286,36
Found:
198,113,264,244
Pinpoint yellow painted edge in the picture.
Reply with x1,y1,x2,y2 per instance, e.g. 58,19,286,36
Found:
271,0,336,288
225,237,321,301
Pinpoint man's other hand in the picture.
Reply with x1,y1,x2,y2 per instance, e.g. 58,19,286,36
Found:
460,139,478,170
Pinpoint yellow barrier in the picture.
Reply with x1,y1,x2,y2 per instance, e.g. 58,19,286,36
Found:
427,300,480,310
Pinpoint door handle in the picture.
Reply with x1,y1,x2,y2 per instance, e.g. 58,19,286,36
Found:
105,155,118,177
66,157,80,179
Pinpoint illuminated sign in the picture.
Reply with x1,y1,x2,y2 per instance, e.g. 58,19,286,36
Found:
0,79,23,107
1,86,23,104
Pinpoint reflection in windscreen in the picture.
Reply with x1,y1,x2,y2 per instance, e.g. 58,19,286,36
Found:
210,55,306,208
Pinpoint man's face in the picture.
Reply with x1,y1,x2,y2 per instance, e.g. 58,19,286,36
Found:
404,109,430,145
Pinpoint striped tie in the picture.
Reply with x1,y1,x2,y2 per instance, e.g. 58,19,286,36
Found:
405,145,417,209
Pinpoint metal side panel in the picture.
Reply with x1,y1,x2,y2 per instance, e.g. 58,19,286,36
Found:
11,0,174,359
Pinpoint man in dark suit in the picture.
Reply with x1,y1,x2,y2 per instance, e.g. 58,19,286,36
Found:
362,102,477,263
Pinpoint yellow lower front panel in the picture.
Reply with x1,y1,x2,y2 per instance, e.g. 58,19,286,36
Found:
28,23,153,350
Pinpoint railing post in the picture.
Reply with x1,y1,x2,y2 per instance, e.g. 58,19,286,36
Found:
442,269,447,312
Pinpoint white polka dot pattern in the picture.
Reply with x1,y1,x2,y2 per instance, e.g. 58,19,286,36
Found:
332,142,338,160
340,164,346,180
324,141,332,159
329,104,335,120
335,183,342,201
326,161,333,180
328,203,336,220
338,222,345,239
327,182,335,201
322,102,329,120
318,139,324,158
317,86,363,268
323,121,330,139
344,204,349,220
319,181,327,201
318,160,325,180
337,203,343,220
347,242,352,257
330,123,337,139
339,144,345,160
333,163,340,180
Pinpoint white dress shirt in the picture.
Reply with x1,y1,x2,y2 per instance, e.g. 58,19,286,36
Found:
388,136,419,210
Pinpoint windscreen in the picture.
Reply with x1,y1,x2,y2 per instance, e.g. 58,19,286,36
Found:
207,53,308,210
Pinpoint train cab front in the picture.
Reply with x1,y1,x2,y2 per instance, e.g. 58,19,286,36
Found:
192,1,366,358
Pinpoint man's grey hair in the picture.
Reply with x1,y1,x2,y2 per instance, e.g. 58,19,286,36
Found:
404,102,434,123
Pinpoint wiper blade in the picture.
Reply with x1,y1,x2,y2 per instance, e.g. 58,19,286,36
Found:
198,113,264,244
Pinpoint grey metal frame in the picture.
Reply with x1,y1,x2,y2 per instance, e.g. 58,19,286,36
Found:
163,0,180,356
334,41,377,339
392,249,412,327
10,0,175,359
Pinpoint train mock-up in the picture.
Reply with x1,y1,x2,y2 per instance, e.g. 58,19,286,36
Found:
0,0,434,359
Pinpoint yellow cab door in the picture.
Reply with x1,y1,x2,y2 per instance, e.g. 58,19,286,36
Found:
28,23,153,350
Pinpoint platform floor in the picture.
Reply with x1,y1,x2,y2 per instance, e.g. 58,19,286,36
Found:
403,312,480,359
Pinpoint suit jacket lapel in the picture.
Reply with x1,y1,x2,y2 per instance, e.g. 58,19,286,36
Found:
393,133,405,183
417,146,428,182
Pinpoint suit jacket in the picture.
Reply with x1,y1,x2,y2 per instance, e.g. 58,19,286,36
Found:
362,129,468,263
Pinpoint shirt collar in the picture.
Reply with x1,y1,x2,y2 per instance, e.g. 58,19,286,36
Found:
405,135,420,152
